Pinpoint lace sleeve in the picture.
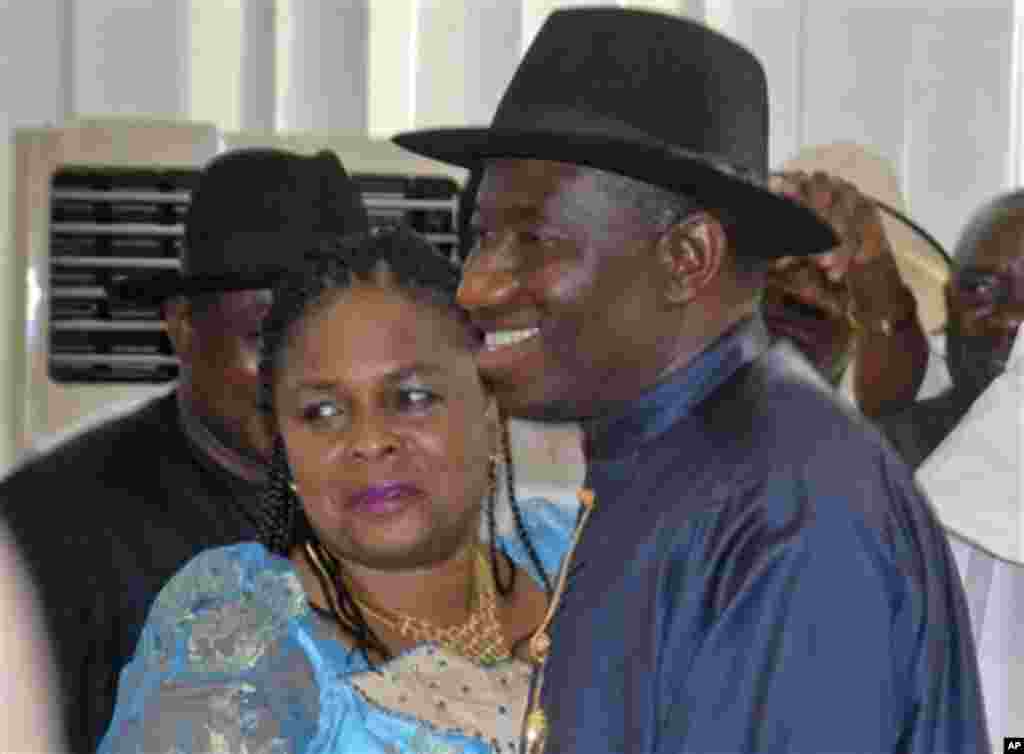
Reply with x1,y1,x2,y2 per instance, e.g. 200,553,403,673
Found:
98,546,320,754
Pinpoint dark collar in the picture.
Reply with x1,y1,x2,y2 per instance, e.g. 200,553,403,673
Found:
582,316,771,460
176,392,268,485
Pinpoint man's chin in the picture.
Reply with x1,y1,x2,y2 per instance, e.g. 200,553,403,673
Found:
947,336,1011,399
489,379,593,424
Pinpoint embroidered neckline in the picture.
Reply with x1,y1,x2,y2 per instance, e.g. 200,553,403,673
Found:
348,644,531,753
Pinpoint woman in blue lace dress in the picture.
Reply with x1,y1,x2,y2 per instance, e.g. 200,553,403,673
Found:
98,228,576,754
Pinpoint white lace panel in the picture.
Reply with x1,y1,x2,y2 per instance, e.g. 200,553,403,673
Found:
349,645,532,753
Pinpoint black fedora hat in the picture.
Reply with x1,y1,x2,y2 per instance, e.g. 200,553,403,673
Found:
110,147,369,303
394,7,837,258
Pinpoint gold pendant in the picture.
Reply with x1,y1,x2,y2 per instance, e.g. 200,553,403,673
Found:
524,707,549,754
528,631,551,664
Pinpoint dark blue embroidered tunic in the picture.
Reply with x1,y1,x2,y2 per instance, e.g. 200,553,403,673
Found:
539,317,988,753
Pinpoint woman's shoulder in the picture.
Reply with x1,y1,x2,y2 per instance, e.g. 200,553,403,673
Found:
516,494,580,540
499,494,580,583
147,543,309,642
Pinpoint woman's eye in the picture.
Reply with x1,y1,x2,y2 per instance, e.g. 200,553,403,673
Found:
301,402,340,423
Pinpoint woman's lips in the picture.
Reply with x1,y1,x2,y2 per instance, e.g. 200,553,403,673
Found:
346,482,425,515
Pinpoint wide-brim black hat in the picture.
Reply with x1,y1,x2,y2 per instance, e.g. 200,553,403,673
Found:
394,8,837,258
110,148,369,303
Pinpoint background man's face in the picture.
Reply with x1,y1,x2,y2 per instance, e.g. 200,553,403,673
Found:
458,159,676,422
947,210,1024,397
762,256,857,383
181,289,274,461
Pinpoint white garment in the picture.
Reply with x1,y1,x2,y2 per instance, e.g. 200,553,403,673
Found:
918,328,1024,564
915,326,1024,751
946,531,1024,751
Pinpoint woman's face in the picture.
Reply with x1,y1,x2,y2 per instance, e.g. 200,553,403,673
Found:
274,282,493,571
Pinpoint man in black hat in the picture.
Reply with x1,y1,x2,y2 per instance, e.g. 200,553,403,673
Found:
395,8,986,753
0,147,368,753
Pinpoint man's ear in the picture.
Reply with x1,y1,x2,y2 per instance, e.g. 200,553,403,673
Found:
163,296,194,367
655,212,726,306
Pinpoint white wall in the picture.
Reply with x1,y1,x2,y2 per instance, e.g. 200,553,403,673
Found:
71,0,191,118
0,0,1018,472
279,0,369,132
724,0,1016,254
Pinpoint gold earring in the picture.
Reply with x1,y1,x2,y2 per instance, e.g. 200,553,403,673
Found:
845,298,862,334
488,453,499,492
289,480,299,494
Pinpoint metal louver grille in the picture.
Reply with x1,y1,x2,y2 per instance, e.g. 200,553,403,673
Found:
48,168,461,384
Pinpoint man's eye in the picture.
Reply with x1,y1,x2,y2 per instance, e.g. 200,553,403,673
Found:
520,230,551,245
957,276,1000,298
522,230,563,248
471,228,496,246
399,389,439,411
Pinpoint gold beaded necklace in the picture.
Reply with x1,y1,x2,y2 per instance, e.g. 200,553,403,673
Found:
306,541,511,666
520,487,597,754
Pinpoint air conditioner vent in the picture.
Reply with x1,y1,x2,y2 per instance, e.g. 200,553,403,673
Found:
48,167,462,384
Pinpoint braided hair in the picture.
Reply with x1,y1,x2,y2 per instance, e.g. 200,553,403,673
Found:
255,225,553,663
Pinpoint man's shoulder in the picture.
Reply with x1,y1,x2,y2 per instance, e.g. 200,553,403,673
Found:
0,394,179,492
696,340,888,461
661,341,921,530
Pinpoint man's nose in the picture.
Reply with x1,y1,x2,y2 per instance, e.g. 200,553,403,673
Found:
984,305,1024,335
456,240,522,312
958,302,1024,338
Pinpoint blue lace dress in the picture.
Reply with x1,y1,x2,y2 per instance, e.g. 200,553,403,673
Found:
97,499,575,754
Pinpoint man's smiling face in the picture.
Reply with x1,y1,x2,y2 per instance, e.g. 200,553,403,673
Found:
458,159,683,422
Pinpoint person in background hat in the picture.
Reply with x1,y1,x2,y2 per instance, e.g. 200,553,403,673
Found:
0,147,368,753
395,7,986,753
878,188,1024,469
767,146,944,419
